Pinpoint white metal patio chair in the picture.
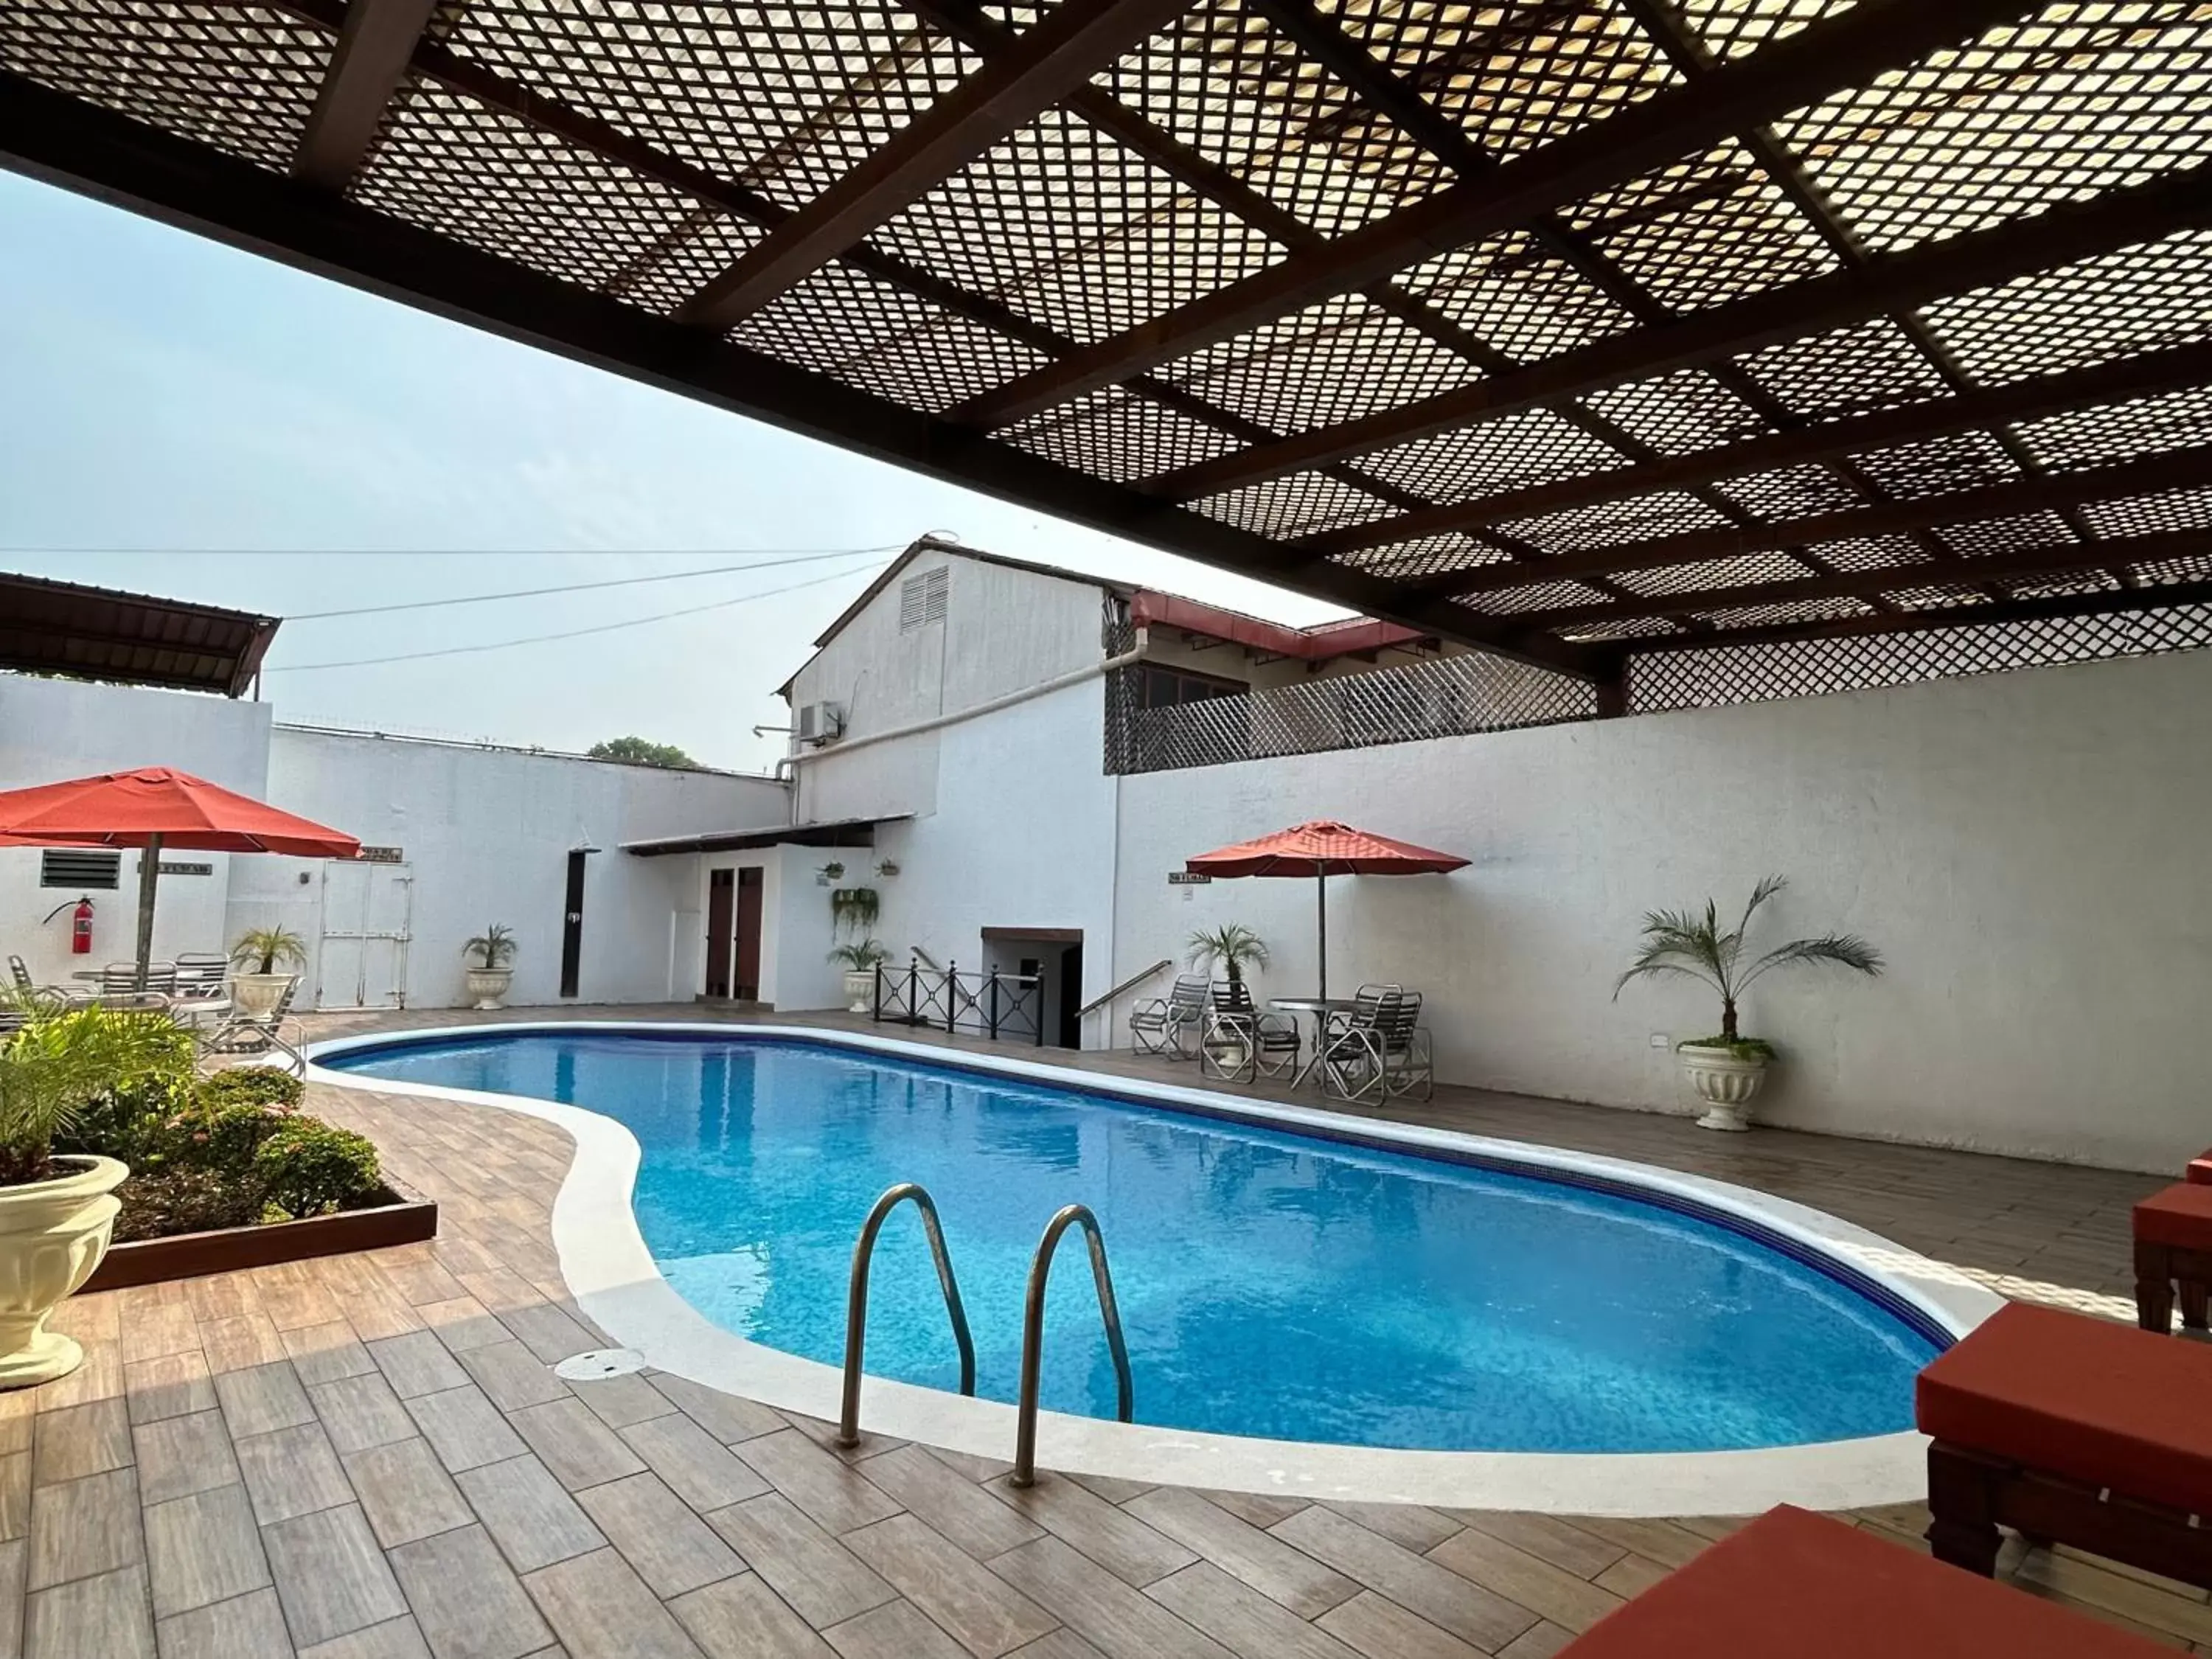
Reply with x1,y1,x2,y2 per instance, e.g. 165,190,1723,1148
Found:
1320,987,1433,1105
170,954,234,1026
196,976,305,1075
1198,978,1301,1085
1130,974,1209,1060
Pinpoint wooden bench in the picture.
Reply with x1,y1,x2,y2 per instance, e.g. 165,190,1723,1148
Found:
1557,1503,2163,1657
2133,1181,2212,1332
1917,1301,2212,1591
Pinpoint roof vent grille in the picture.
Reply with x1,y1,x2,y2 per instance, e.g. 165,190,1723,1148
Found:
899,568,949,633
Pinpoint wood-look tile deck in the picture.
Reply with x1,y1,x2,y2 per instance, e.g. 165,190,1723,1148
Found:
1,1004,2195,1658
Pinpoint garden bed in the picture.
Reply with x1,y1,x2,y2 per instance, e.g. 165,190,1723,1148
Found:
83,1176,437,1292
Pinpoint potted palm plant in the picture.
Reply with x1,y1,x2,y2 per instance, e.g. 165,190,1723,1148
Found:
464,925,517,1010
0,998,185,1383
1615,876,1882,1132
827,939,892,1014
1187,924,1269,985
229,925,307,1018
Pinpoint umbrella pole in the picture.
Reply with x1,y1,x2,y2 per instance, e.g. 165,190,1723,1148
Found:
134,832,162,992
1315,868,1327,1004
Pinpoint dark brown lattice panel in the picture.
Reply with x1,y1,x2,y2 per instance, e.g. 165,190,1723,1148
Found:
1316,0,1683,159
1611,552,1813,598
0,0,330,170
436,0,980,213
1332,534,1515,582
1498,490,1736,556
1772,3,2212,254
871,108,1285,346
2081,484,2212,540
1099,0,1449,238
355,79,703,293
1399,231,1638,364
1582,141,1839,314
1004,387,1245,481
2020,383,2212,472
730,260,1050,411
1356,408,1630,504
1190,469,1397,538
1104,648,1599,774
1736,319,1947,424
1628,602,2212,714
1157,292,1481,437
1921,226,2212,383
1581,369,1765,455
1710,465,1865,521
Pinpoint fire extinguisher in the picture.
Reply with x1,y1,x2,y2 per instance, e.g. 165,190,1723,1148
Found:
42,896,94,954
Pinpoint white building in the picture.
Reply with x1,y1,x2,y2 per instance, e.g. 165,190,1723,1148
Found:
5,546,2209,1175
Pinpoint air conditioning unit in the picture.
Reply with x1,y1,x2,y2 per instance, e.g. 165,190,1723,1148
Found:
795,701,846,745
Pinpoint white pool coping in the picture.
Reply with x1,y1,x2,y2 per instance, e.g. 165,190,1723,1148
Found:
307,1020,2002,1516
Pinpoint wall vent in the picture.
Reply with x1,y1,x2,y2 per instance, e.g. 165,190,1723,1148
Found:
40,849,121,889
899,566,950,633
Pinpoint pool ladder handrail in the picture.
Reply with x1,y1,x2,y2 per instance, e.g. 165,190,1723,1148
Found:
837,1183,977,1447
1011,1203,1134,1487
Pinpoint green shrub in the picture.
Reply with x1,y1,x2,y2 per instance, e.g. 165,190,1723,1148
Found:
254,1119,382,1219
194,1068,305,1114
168,1098,286,1172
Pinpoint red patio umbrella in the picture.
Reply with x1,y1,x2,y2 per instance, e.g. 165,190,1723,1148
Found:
0,767,360,990
1185,820,1468,1001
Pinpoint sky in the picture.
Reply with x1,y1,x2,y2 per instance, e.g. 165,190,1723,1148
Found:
0,170,1348,774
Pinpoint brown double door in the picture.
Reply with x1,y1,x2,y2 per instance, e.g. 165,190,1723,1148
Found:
704,869,765,1001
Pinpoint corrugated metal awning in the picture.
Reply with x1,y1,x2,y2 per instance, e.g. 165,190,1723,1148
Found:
0,573,280,698
621,814,910,857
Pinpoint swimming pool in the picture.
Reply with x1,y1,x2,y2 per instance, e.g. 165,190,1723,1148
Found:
321,1027,1946,1458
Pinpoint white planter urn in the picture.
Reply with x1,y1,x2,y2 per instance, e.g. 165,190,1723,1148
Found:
1677,1044,1769,1133
843,970,876,1015
465,967,513,1011
229,973,293,1019
0,1155,128,1388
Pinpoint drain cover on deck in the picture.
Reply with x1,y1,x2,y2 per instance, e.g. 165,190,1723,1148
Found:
556,1348,647,1381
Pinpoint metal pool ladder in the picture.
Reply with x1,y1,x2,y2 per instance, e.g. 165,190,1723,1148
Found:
1012,1203,1134,1487
837,1183,977,1447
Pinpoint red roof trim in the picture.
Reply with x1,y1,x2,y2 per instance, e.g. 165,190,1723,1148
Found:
1130,591,1428,663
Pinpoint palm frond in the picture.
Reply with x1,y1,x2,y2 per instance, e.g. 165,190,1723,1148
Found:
1739,933,1885,990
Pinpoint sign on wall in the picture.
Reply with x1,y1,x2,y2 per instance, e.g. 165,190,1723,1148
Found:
156,861,214,877
358,846,405,863
1166,872,1211,885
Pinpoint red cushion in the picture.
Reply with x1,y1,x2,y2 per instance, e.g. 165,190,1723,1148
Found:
2134,1182,2212,1250
1917,1301,2212,1516
2188,1152,2212,1186
1559,1505,2163,1658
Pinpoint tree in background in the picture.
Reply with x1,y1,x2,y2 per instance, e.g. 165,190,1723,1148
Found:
587,736,698,769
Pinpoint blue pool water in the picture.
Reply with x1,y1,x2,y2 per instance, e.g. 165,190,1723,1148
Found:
324,1031,1942,1453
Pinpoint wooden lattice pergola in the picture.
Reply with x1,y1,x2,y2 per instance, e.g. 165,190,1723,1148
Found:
4,0,2208,710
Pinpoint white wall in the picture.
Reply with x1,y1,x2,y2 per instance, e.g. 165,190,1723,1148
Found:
232,728,786,1009
794,678,1119,1037
1112,647,2212,1174
0,675,273,985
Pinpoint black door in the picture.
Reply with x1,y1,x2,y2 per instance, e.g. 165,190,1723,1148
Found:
559,850,588,998
734,869,765,1001
1057,942,1083,1048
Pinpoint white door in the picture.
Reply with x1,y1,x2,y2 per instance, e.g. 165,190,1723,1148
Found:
317,861,413,1009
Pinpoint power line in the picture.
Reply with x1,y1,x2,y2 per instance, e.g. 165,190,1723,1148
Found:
287,546,905,619
264,563,887,672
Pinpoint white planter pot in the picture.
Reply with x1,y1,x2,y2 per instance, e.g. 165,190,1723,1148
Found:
465,967,514,1011
229,973,293,1019
1677,1045,1769,1133
0,1155,128,1388
843,970,876,1015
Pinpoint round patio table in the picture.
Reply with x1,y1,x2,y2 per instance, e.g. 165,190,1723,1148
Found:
1268,995,1354,1088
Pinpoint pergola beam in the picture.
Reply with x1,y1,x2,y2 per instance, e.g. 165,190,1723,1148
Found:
1618,579,2212,657
1416,442,2212,597
1298,341,2212,558
672,0,1197,331
947,0,2044,431
290,0,439,189
0,71,1599,683
1149,162,2212,503
1517,529,2212,630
